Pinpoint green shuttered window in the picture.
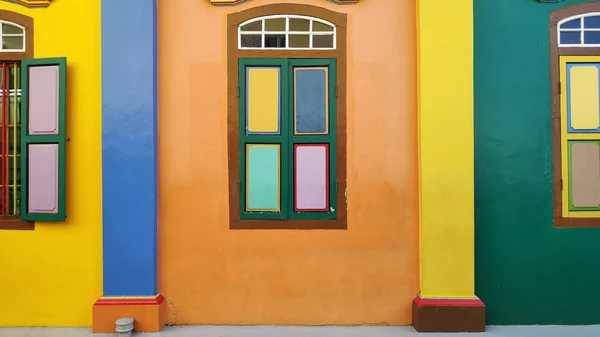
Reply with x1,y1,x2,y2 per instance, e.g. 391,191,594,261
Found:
20,57,67,221
239,58,336,220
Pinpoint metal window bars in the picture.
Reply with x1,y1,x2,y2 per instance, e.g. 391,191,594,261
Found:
0,62,21,215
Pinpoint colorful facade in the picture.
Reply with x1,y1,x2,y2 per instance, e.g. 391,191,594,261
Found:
3,0,598,334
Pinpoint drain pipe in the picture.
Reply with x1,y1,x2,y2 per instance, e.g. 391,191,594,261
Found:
115,317,134,337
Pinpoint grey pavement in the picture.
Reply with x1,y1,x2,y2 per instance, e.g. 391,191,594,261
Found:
1,325,600,337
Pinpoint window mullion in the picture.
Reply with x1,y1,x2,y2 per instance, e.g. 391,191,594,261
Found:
281,60,292,220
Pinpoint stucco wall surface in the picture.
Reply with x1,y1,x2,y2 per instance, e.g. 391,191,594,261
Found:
158,0,419,325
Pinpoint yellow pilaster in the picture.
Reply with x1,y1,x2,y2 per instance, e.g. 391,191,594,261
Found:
416,0,475,298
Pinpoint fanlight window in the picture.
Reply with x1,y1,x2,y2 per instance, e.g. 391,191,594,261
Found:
238,15,336,50
559,13,600,46
0,21,24,52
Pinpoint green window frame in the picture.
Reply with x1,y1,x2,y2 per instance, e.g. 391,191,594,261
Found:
20,57,67,222
238,58,337,221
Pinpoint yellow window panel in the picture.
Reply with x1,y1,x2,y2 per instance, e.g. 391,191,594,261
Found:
570,65,600,130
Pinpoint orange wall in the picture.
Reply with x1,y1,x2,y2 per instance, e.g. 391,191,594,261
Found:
157,0,418,325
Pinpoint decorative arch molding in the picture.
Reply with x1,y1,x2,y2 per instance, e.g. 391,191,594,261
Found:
1,0,52,8
211,0,357,6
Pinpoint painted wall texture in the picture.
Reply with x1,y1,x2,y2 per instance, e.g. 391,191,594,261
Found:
417,0,475,298
474,0,600,325
158,0,419,325
0,0,102,326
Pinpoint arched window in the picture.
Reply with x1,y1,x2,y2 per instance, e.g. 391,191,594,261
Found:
0,20,25,51
551,4,600,228
227,4,347,230
0,10,33,228
0,10,68,230
558,13,600,46
238,15,336,50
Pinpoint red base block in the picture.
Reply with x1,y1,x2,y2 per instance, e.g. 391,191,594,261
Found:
92,295,166,333
412,295,486,332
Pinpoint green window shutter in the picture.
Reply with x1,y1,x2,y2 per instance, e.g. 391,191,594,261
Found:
20,57,67,221
287,58,337,220
239,58,289,220
238,58,337,221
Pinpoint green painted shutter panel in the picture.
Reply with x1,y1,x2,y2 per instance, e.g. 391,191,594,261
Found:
238,58,337,221
239,58,289,220
288,58,337,220
20,57,67,221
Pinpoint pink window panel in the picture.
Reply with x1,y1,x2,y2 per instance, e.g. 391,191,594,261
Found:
294,144,329,212
28,144,59,214
28,65,60,136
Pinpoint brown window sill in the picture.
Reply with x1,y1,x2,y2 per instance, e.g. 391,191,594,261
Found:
230,219,347,230
555,217,600,228
0,216,34,230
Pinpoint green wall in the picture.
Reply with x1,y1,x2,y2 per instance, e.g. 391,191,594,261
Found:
475,0,600,325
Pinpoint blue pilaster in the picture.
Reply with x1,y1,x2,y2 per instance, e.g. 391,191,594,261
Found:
101,0,158,296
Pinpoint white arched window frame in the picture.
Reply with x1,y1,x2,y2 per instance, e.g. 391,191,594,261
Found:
0,20,25,52
0,20,25,98
558,12,600,47
238,14,336,50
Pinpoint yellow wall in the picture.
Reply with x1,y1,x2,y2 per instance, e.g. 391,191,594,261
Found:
158,0,419,325
0,0,102,326
416,0,475,297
